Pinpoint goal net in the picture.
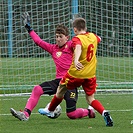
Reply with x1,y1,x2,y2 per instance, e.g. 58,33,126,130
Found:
0,0,133,95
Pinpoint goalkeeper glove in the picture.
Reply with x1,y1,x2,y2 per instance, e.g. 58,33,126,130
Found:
21,12,32,32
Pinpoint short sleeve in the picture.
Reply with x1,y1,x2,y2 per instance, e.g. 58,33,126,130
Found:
95,35,101,44
72,36,82,48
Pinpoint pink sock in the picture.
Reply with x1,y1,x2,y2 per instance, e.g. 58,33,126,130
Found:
24,85,43,117
67,108,88,119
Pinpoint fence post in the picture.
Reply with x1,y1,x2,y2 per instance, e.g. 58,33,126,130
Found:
71,0,78,37
8,0,13,58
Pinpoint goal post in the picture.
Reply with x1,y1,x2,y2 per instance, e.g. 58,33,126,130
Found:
0,0,133,95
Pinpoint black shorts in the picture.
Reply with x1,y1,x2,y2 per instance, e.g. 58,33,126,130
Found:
39,79,78,113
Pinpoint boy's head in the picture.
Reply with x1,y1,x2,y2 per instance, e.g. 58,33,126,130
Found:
55,24,69,36
55,24,69,47
72,18,87,35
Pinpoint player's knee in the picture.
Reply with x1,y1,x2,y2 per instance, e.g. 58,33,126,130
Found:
32,85,43,96
66,111,77,119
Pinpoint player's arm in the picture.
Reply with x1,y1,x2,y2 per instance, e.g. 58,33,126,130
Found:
72,37,83,70
74,44,84,70
21,12,53,53
74,45,81,60
29,31,53,53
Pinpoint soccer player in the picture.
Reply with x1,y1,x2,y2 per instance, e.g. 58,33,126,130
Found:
39,17,113,127
10,12,95,121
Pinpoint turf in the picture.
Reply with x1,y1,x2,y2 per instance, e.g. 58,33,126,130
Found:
1,57,133,94
0,94,132,133
1,57,133,84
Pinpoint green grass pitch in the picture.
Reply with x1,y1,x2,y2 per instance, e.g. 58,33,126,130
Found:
1,57,133,94
0,57,133,132
0,94,132,133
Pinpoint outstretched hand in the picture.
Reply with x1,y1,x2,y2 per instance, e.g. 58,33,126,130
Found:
21,12,32,32
21,12,31,26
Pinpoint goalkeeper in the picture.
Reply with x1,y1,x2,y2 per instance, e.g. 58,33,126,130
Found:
10,12,95,121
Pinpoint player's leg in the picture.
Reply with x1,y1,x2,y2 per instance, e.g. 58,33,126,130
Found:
85,94,105,114
24,79,61,116
48,84,67,111
86,94,113,126
82,77,113,127
23,85,44,117
38,73,87,118
10,79,60,120
47,73,78,113
47,74,95,119
64,89,95,119
38,84,66,117
10,85,44,121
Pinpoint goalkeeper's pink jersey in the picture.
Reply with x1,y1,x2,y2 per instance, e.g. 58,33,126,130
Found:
29,30,73,79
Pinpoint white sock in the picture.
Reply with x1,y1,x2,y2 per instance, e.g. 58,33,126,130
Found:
88,105,94,110
102,110,107,116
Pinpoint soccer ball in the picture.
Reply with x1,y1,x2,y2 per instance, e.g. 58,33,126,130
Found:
46,103,62,119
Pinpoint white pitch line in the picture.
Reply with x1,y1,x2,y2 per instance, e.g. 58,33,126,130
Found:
0,109,132,116
110,109,133,112
0,112,65,116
